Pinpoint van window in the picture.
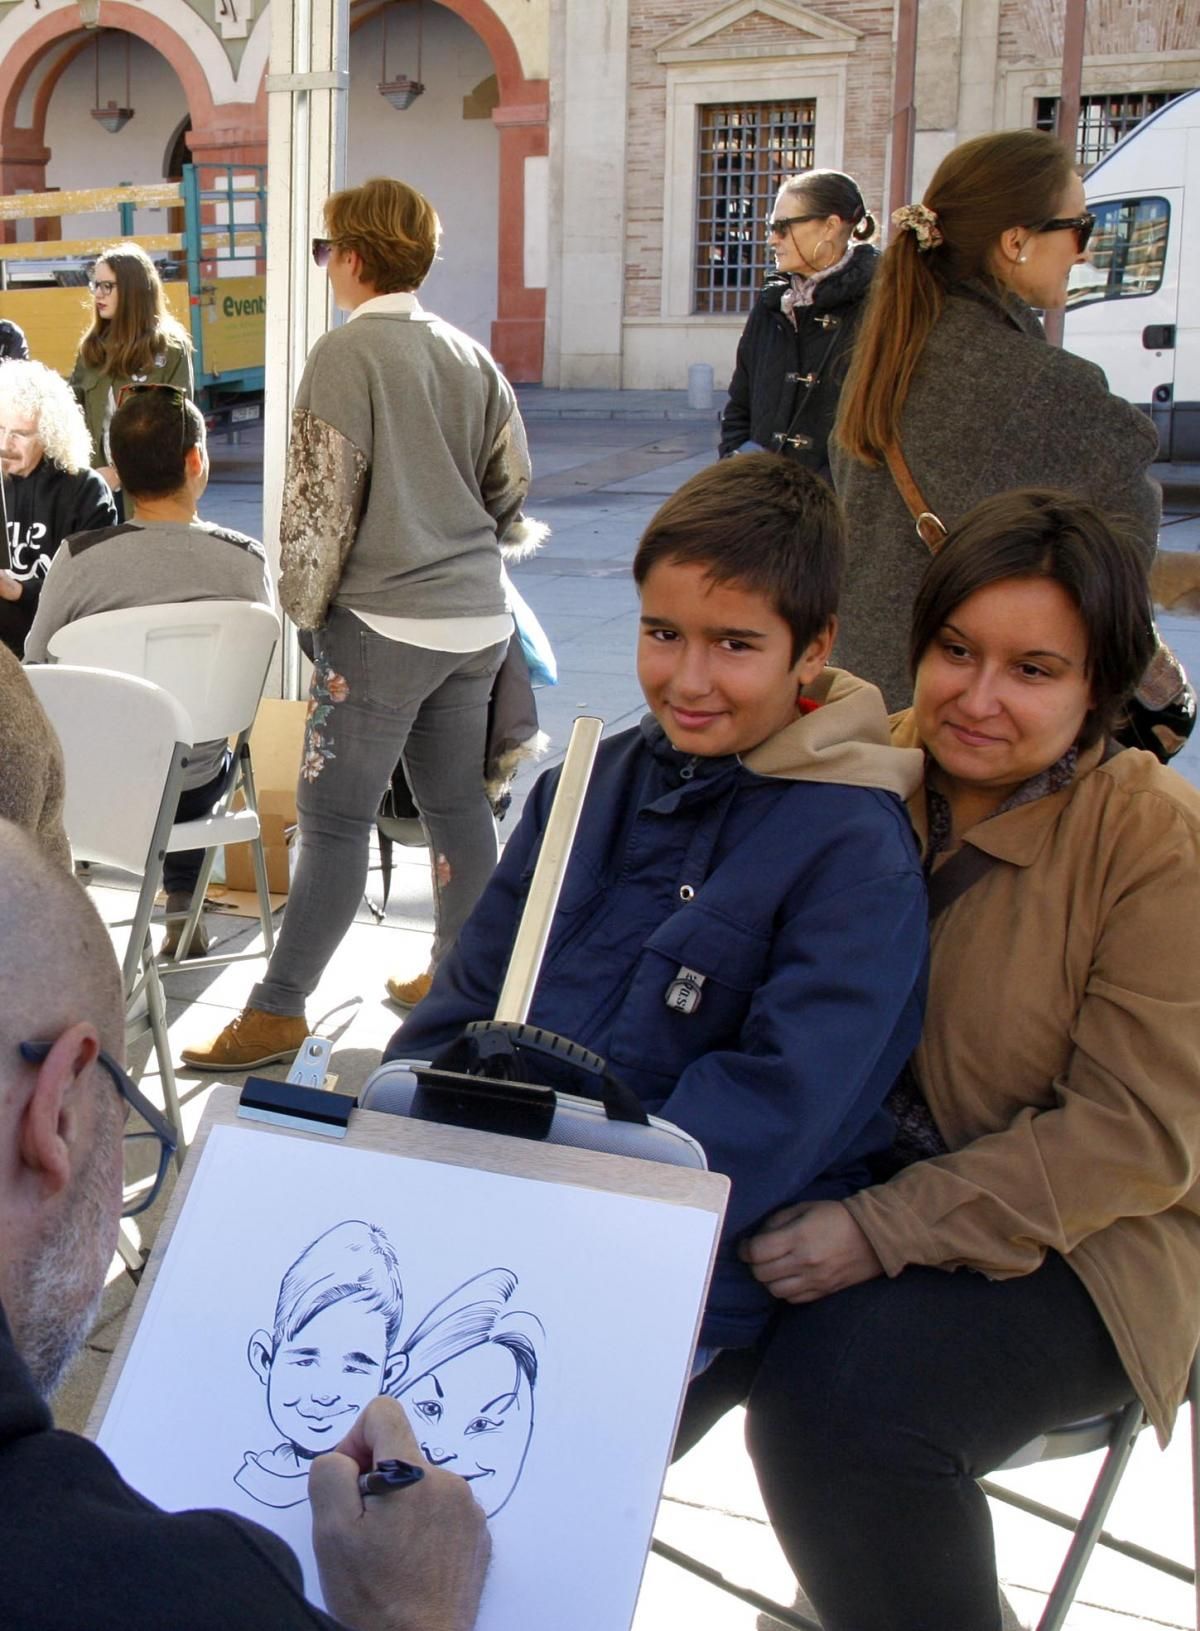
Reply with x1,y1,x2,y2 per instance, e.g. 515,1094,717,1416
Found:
1067,197,1169,308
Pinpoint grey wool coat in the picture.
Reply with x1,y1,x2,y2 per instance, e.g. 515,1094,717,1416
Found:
830,279,1161,710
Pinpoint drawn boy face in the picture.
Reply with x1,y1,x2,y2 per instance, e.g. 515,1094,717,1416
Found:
406,1342,534,1516
248,1298,392,1458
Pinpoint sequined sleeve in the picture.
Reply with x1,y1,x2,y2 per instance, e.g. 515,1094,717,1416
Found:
278,408,369,630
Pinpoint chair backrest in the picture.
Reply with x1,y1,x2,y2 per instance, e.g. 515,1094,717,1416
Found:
25,664,192,874
46,600,280,741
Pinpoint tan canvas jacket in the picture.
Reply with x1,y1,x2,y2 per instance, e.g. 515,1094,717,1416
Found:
845,713,1200,1440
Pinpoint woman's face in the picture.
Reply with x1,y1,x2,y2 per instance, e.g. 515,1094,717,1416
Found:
768,185,848,278
92,260,119,324
913,575,1094,796
1001,173,1090,310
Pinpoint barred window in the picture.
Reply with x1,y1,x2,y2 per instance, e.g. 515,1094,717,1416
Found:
1034,91,1188,169
694,100,816,316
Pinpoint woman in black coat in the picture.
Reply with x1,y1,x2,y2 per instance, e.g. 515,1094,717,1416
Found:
720,169,877,481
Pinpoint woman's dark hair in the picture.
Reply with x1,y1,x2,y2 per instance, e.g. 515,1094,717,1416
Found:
781,169,876,241
909,489,1156,748
79,242,191,378
633,454,843,662
836,130,1075,464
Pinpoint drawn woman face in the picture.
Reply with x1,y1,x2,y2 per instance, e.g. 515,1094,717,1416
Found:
252,1298,392,1458
406,1341,534,1516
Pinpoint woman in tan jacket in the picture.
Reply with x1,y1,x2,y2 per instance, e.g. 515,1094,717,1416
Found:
736,490,1200,1630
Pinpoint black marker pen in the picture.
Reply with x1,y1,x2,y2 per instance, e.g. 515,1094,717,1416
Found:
358,1458,426,1498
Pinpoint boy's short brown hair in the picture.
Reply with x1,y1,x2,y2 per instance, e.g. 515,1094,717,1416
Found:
324,177,440,294
633,454,844,661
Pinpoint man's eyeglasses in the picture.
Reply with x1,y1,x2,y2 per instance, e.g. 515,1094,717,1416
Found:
115,382,190,456
88,279,117,297
312,238,338,268
766,214,821,238
19,1040,177,1219
1035,212,1096,254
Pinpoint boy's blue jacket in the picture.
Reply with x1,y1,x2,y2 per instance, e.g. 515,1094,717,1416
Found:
390,668,929,1348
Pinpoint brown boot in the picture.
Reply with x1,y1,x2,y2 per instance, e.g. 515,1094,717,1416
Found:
180,1008,309,1071
385,970,433,1008
161,892,209,960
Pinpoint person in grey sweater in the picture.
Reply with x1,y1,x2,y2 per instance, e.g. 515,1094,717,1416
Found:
186,177,530,1072
830,129,1160,711
26,386,274,954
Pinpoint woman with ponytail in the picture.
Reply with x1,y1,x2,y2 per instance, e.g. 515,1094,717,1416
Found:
830,130,1159,709
720,169,877,480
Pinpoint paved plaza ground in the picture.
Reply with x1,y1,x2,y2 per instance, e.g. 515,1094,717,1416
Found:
55,392,1200,1630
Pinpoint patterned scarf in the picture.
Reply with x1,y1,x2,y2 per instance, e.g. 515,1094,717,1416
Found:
779,243,856,326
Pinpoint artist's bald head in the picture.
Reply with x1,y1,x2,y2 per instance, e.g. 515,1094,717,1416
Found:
0,821,127,1395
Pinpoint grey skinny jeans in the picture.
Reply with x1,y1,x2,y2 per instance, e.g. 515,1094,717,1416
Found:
251,607,508,1018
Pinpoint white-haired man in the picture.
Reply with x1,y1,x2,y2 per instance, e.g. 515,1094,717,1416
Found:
0,819,488,1630
0,359,115,656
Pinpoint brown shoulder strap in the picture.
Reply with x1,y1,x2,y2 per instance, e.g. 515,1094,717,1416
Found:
884,443,948,554
926,844,1002,920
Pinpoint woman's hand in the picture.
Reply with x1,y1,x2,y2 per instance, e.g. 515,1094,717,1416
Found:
740,1199,884,1303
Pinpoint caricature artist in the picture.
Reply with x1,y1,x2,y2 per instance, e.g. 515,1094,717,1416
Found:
0,819,488,1631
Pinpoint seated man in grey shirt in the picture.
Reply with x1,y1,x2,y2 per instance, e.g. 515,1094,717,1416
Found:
25,385,275,956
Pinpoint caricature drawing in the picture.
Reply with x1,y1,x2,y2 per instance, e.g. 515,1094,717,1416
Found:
235,1220,405,1508
392,1269,544,1517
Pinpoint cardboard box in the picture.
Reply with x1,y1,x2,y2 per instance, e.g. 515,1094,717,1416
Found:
223,698,307,897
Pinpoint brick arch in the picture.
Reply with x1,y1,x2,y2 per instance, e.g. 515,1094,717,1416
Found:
348,0,548,379
1,4,216,149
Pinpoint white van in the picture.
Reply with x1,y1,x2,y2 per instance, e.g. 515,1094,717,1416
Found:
1064,87,1199,462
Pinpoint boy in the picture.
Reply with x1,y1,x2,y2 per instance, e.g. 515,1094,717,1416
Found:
391,456,928,1350
236,1220,406,1508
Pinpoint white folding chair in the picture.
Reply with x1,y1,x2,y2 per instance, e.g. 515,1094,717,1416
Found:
46,600,280,971
24,663,190,1168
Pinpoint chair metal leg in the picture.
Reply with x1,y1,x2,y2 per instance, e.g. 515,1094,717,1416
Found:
115,1224,144,1276
142,940,185,1169
1034,1398,1145,1631
239,741,276,954
168,845,220,964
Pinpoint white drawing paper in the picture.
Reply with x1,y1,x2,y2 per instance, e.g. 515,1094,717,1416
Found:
96,1124,719,1631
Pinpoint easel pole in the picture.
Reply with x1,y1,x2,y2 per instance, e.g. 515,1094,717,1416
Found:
494,716,603,1026
888,0,919,219
1045,0,1087,349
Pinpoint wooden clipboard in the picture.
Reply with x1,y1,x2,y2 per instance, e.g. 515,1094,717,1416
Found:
88,1082,729,1436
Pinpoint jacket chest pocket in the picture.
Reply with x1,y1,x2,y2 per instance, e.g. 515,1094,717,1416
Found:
605,906,770,1091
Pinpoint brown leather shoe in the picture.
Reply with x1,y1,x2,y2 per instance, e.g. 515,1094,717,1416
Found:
180,1008,309,1071
385,970,433,1008
161,892,209,960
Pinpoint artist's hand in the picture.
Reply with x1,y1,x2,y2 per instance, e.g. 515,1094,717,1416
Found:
0,571,20,602
97,463,121,492
310,1395,490,1631
740,1199,884,1304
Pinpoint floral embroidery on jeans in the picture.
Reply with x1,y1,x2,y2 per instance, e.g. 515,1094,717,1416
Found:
302,661,349,782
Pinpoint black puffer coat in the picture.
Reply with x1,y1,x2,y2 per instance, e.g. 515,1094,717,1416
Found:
719,244,877,478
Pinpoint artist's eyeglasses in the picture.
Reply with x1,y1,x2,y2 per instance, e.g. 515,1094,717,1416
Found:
1035,212,1096,253
115,382,190,455
312,237,339,268
19,1040,178,1218
766,213,821,238
88,279,117,297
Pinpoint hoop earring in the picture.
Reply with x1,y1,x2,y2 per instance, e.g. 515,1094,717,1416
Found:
813,237,836,271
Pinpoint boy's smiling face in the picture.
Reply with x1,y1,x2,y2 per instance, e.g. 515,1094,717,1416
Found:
637,557,833,758
250,1298,392,1458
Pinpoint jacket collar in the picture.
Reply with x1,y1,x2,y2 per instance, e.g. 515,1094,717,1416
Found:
952,276,1046,343
0,1300,53,1447
347,292,429,323
889,708,1107,866
759,243,878,315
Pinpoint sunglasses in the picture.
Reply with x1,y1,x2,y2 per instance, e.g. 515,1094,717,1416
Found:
1035,212,1096,253
312,237,338,268
765,214,821,238
115,382,190,454
19,1040,177,1219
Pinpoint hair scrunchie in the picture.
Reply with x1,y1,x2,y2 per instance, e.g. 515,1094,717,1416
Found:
891,202,943,251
